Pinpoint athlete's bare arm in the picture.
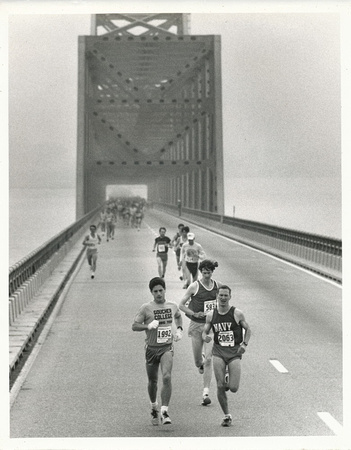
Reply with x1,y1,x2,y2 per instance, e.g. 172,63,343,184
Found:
202,311,213,342
82,235,92,247
235,309,251,351
132,307,150,332
178,282,204,319
174,309,183,330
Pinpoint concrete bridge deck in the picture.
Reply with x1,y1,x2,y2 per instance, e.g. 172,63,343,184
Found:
9,209,343,440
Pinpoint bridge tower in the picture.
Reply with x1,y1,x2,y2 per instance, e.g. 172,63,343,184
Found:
76,13,224,217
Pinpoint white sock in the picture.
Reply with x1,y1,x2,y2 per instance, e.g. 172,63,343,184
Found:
161,406,168,413
151,401,158,410
203,388,209,396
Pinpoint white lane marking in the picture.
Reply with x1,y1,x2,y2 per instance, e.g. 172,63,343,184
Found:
144,222,158,236
269,359,289,373
317,412,343,435
200,226,342,289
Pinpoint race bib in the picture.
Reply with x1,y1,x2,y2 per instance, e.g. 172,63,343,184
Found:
157,326,172,343
218,330,235,347
204,300,216,313
158,244,166,252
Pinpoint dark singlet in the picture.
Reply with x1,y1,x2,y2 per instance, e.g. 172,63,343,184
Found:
211,306,243,348
186,280,218,323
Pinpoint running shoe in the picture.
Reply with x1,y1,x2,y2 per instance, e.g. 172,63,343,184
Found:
198,364,204,374
202,395,211,406
151,408,159,426
161,410,172,425
91,273,95,279
179,276,183,280
221,414,232,427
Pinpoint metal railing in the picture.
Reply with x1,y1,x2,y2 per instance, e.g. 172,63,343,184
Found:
9,206,101,296
154,203,342,282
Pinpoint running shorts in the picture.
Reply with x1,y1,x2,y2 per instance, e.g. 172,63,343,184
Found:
188,320,206,337
186,262,198,278
212,343,242,365
145,344,174,365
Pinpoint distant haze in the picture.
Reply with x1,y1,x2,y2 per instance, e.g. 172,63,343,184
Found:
7,11,343,237
106,185,148,199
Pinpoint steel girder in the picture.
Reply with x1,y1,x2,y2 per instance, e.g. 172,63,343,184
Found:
76,13,224,216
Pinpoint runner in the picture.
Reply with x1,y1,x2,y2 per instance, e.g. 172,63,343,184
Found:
152,227,172,278
171,223,185,270
135,207,143,231
181,232,206,288
99,209,106,235
177,226,190,286
82,224,101,279
202,285,251,427
179,259,221,406
132,277,183,425
105,208,115,241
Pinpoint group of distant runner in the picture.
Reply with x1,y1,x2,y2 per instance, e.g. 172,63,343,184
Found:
83,200,252,428
82,197,146,278
152,223,206,289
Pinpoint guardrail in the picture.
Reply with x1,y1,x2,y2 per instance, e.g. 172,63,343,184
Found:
9,206,101,297
154,203,342,283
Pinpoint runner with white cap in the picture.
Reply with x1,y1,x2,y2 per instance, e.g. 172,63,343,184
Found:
180,232,206,288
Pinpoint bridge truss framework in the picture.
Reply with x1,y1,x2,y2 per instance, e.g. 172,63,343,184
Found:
77,13,224,217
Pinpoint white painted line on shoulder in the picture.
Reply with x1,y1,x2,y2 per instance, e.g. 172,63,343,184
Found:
317,412,343,435
269,359,289,373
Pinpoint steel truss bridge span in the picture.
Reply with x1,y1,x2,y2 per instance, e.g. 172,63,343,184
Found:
77,13,224,217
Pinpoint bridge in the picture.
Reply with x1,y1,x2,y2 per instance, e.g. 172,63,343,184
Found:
76,13,224,217
7,13,344,445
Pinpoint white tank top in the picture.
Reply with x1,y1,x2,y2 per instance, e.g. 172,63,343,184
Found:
88,233,99,249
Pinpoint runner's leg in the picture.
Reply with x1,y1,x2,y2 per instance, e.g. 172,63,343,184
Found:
203,339,212,391
160,350,173,406
228,358,241,392
191,331,205,368
91,253,97,272
156,256,163,277
146,363,159,403
213,355,228,414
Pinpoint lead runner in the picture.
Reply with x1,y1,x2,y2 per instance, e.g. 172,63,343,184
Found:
132,277,183,425
202,285,251,427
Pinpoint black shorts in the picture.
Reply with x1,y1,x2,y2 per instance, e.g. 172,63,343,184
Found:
145,344,174,365
212,344,242,365
186,262,199,277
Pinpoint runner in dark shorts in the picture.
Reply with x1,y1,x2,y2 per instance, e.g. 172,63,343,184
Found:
202,285,251,427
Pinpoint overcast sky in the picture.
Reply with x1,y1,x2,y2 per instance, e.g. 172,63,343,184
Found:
4,2,350,235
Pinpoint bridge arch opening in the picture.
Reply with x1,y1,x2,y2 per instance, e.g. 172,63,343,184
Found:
106,184,148,201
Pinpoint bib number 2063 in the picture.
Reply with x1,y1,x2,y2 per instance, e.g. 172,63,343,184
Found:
218,331,235,346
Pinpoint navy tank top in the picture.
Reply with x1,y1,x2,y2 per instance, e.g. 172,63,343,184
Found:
211,306,243,347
